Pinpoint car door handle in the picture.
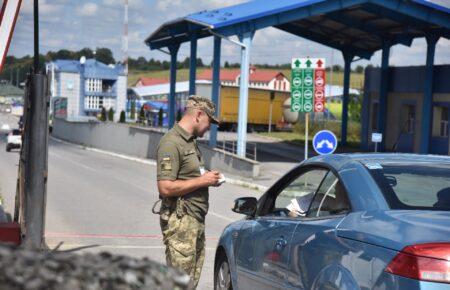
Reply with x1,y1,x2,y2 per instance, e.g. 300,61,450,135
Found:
274,236,287,252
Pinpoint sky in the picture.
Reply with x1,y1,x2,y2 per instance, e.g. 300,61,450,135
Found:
6,0,450,68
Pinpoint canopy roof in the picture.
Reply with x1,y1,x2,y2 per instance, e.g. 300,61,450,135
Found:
146,0,450,59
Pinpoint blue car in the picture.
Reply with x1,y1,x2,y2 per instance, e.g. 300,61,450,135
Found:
214,154,450,290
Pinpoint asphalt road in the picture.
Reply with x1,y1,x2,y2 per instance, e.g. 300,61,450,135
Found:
0,130,260,289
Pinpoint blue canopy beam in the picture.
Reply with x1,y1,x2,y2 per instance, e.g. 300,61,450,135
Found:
237,31,254,158
168,44,180,128
209,36,221,148
420,35,440,153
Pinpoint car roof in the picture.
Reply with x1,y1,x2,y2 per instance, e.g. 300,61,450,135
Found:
304,153,450,171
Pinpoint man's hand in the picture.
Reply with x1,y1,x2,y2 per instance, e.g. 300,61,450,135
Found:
201,170,221,187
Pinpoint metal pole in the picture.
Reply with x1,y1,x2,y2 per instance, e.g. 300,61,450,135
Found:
33,0,39,72
377,41,391,152
237,31,254,158
341,51,353,146
209,36,221,147
189,35,198,95
419,35,439,154
305,112,309,160
168,44,180,128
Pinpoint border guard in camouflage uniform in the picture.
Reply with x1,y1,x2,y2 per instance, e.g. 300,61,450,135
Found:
156,96,222,287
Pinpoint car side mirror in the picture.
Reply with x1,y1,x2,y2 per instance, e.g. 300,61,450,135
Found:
232,197,257,216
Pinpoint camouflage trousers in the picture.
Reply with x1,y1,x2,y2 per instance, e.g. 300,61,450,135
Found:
160,212,205,288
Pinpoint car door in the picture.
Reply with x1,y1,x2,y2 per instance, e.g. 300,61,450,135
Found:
236,167,329,289
285,171,352,289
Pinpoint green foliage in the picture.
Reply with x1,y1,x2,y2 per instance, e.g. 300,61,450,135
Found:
95,48,116,64
292,118,361,143
108,108,114,121
119,110,126,123
100,107,107,122
130,101,136,120
349,93,363,122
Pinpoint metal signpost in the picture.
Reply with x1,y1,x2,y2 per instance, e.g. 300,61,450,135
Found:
291,58,326,160
313,130,338,155
372,132,383,152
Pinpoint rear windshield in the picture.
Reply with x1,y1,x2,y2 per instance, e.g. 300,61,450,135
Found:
366,162,450,211
12,129,21,135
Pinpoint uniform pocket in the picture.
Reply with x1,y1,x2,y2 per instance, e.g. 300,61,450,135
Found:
169,215,198,257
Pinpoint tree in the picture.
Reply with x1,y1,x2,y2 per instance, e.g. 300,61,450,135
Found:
158,108,164,126
348,93,362,122
95,47,115,64
119,110,126,123
224,61,230,68
130,101,136,120
332,65,343,72
100,107,107,122
355,65,364,74
108,108,114,121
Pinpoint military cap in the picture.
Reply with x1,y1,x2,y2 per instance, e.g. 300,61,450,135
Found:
186,95,219,124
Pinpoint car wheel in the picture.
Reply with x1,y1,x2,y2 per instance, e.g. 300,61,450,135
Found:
215,253,232,290
6,145,11,152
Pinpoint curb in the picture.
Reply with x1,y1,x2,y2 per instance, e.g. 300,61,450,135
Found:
50,136,267,192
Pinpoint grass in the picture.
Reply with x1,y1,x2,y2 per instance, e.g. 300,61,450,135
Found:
259,120,362,151
128,68,364,89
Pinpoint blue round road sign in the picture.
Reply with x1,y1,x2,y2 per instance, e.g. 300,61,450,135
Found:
313,130,338,155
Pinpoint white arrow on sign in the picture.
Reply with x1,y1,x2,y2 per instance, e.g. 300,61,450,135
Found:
316,139,334,149
0,0,22,73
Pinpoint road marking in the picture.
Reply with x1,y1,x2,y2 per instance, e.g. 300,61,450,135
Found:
51,136,268,192
208,211,235,223
46,243,216,251
45,232,219,240
50,152,96,172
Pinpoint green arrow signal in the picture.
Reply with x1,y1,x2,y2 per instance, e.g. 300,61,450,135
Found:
294,59,301,68
306,59,312,68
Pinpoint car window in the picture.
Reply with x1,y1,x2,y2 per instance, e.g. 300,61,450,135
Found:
367,162,450,210
270,168,328,217
307,171,351,218
12,130,21,135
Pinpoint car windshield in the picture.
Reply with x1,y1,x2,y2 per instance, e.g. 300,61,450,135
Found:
366,162,450,211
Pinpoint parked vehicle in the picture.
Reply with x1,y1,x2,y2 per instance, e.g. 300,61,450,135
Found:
6,129,21,152
214,154,450,290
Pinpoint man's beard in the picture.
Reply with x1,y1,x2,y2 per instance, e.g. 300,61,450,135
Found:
192,127,202,138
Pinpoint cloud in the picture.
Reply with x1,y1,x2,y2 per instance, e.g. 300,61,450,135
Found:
77,3,98,16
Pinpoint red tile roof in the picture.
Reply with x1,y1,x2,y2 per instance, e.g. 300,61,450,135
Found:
135,77,168,86
198,68,285,83
197,70,240,82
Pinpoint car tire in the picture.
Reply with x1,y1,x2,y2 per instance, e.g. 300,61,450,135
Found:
6,145,11,152
214,252,233,290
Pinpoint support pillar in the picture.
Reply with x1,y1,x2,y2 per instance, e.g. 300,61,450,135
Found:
168,44,180,128
341,51,354,146
209,36,221,147
377,41,391,151
237,31,254,158
420,35,439,153
189,36,197,96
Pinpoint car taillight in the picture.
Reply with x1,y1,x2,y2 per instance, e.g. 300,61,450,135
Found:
385,243,450,284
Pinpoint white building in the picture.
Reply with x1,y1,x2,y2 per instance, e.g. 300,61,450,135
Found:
46,59,127,121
